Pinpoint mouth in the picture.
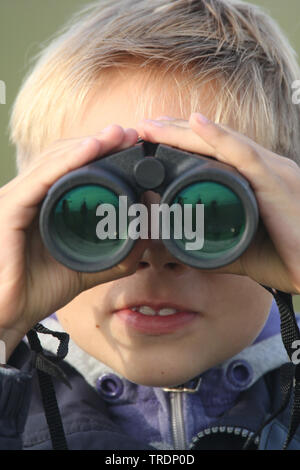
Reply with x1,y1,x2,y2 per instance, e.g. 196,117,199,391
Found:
113,302,199,335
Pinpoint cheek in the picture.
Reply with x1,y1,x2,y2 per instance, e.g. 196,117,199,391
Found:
207,278,272,352
56,284,110,339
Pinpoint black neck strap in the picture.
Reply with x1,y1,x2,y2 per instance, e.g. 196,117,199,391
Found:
27,324,70,450
244,286,300,450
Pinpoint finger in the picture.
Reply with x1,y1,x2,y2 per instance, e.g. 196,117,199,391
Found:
137,116,275,192
139,114,292,170
154,117,190,127
136,116,280,197
2,127,138,197
188,114,300,193
188,113,276,183
137,115,300,199
136,118,216,157
1,125,130,227
137,116,253,156
188,114,300,206
120,128,139,149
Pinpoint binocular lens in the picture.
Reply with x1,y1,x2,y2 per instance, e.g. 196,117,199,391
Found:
50,184,127,262
50,182,246,263
171,182,246,259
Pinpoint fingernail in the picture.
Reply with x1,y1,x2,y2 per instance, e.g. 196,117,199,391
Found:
192,113,211,125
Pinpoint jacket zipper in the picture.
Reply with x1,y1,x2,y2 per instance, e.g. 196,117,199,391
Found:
164,377,202,450
190,425,260,449
170,392,187,450
165,378,261,450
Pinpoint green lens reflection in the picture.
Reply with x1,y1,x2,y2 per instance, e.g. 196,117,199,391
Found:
51,185,127,262
171,182,246,258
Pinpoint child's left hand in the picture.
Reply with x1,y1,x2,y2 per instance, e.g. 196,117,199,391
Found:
136,114,300,295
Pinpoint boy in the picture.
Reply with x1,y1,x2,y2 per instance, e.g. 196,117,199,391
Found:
1,0,300,450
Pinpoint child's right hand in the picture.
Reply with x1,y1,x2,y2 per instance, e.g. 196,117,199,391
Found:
0,125,143,359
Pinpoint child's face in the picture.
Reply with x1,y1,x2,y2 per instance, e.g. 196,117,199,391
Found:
56,70,272,387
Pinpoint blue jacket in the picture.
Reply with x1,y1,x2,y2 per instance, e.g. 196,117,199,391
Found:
1,299,300,450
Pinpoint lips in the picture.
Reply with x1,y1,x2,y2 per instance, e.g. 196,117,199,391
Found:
113,302,198,335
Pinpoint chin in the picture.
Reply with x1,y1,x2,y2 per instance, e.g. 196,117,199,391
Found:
119,368,201,388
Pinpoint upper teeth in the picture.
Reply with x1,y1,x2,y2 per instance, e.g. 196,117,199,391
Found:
132,306,178,316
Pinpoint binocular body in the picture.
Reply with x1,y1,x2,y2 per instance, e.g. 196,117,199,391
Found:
39,141,259,272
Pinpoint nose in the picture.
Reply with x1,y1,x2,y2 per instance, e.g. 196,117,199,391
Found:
136,191,188,275
137,239,187,274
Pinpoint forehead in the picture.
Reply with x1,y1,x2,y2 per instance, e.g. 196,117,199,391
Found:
61,68,197,138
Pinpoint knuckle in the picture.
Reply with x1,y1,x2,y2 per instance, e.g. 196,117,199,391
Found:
214,129,236,150
286,158,299,170
279,157,300,179
245,144,260,162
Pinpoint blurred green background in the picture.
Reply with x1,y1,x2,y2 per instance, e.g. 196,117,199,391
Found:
0,0,300,309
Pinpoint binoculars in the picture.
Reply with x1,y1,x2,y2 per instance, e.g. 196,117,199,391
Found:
39,140,259,272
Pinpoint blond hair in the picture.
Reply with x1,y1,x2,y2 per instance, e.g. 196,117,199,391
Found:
10,0,300,171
